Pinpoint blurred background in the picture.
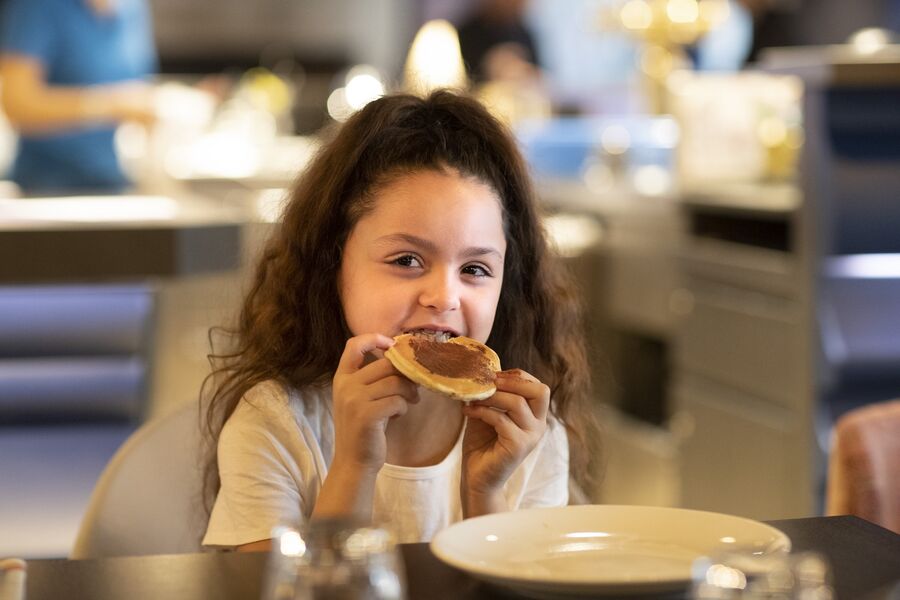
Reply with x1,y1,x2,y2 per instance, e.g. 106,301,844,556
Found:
2,0,899,558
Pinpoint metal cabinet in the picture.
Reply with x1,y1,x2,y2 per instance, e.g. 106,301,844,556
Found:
674,371,812,519
671,196,817,519
673,49,900,519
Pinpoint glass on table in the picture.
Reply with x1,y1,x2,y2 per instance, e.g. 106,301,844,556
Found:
691,549,834,600
262,519,406,600
0,558,27,600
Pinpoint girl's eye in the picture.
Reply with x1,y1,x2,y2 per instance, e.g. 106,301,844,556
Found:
462,264,491,278
391,254,422,268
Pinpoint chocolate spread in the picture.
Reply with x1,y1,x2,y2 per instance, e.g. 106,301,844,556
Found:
409,338,495,385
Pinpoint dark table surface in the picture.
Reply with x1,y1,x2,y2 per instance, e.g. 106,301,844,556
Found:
24,516,900,600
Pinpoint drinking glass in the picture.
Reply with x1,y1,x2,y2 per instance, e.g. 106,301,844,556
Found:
0,558,26,600
691,549,834,600
262,519,406,600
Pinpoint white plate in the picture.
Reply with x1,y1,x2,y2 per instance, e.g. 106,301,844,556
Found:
430,505,791,598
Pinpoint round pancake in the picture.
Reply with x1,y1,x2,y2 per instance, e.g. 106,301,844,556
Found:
384,334,501,400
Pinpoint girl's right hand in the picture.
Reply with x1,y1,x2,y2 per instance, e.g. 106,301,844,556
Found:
331,334,419,474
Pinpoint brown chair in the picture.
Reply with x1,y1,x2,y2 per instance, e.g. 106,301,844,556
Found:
825,399,900,534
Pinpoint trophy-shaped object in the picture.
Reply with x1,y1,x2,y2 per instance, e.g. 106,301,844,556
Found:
600,0,731,113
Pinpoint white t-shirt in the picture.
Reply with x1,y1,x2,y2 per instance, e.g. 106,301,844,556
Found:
203,380,569,547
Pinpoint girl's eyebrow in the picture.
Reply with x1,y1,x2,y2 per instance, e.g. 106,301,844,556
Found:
375,233,504,260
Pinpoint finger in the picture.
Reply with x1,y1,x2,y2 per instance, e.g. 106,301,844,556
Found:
496,368,537,382
336,334,395,375
494,372,550,421
367,396,410,421
366,375,419,403
471,391,536,430
356,356,404,385
464,404,520,440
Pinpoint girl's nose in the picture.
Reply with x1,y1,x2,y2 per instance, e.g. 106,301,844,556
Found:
419,270,461,312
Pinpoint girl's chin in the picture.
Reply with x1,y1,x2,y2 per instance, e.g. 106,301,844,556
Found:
417,387,451,402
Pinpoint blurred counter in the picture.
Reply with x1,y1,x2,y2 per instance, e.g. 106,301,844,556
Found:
0,192,251,560
760,44,900,86
0,194,244,283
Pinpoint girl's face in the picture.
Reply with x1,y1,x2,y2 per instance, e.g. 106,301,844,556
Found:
339,169,506,344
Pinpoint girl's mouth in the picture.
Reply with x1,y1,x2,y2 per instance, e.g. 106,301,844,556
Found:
404,329,457,342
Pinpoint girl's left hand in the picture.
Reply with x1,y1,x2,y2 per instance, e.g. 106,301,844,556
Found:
461,369,550,513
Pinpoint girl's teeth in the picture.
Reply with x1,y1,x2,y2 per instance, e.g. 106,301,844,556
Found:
408,329,453,342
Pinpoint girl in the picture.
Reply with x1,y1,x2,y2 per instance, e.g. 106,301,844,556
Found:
201,90,594,550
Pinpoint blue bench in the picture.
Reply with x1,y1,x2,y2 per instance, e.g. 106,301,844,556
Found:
0,285,155,557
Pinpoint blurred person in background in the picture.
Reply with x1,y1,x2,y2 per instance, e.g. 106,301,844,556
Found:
456,0,542,85
0,0,157,195
455,0,553,123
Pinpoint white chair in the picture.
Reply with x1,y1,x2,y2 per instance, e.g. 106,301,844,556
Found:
71,402,207,558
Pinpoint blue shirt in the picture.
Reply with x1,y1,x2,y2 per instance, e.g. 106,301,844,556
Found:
0,0,156,193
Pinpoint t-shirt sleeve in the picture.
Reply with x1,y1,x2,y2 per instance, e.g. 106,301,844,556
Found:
518,416,570,508
126,0,159,76
0,0,56,61
202,398,313,548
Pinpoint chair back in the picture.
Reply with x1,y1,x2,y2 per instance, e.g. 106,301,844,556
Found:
71,402,207,558
826,398,900,534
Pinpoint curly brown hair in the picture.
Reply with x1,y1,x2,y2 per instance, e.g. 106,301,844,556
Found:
202,89,596,515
